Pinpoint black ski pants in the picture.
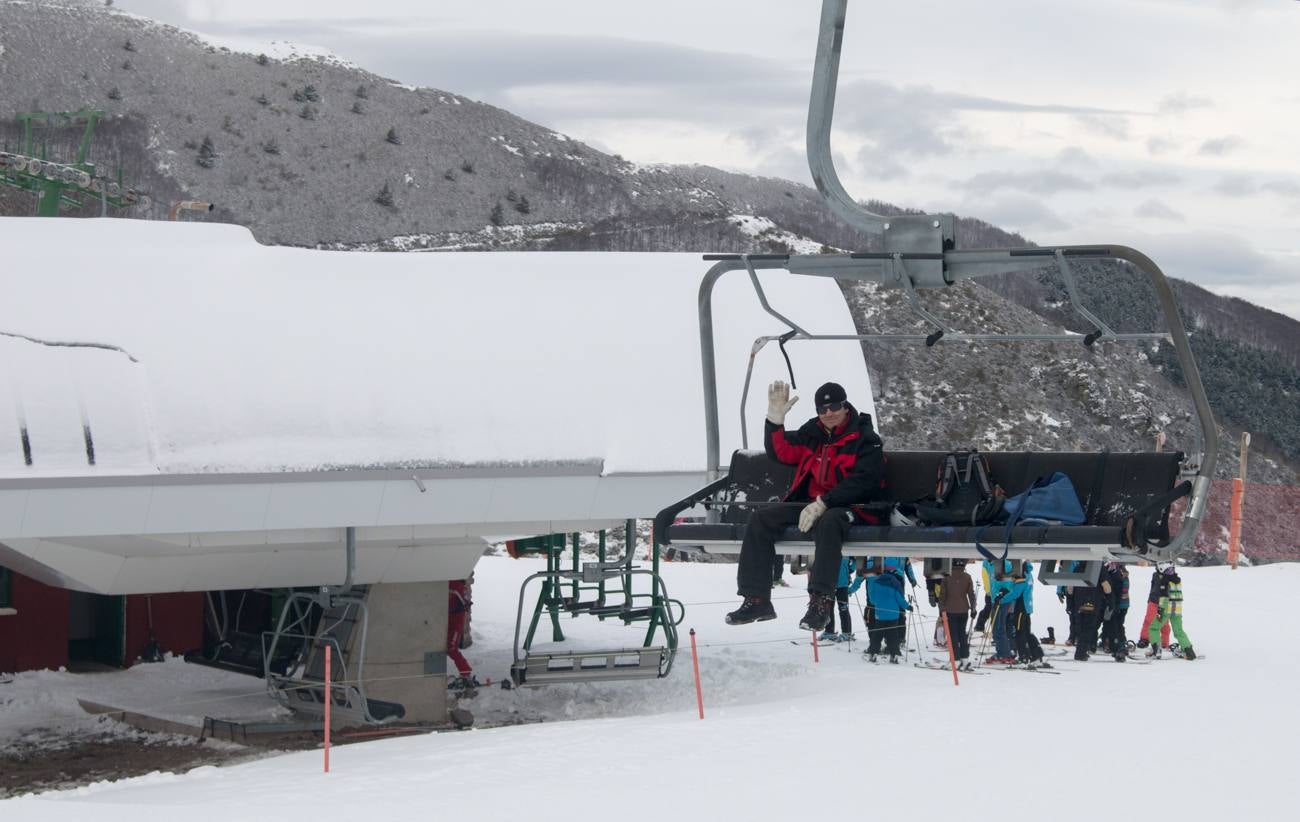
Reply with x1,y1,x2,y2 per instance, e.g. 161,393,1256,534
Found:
974,594,992,633
1065,591,1078,643
946,612,970,661
1013,607,1042,662
1100,606,1128,653
831,587,852,634
867,616,905,656
736,503,853,597
1075,609,1100,660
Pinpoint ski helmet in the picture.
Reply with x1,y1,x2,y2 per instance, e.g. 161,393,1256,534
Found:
1156,561,1175,575
889,505,915,528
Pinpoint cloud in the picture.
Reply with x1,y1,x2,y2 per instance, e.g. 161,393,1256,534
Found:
1156,92,1213,115
966,196,1069,232
1147,135,1179,155
1072,114,1132,140
1198,135,1244,156
954,170,1094,196
1139,231,1300,287
1100,170,1181,189
1213,175,1256,197
1134,199,1186,221
1261,179,1300,198
1057,147,1097,167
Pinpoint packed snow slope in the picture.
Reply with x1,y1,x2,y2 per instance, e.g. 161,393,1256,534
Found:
4,557,1296,820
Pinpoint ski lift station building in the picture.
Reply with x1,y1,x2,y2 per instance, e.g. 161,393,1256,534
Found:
0,216,872,720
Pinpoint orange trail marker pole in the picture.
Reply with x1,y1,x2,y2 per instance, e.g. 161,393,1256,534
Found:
942,611,959,686
1228,478,1244,569
689,629,704,719
323,643,331,773
811,629,820,663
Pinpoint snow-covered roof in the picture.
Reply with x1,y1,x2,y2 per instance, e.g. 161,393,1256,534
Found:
0,219,870,477
0,218,873,593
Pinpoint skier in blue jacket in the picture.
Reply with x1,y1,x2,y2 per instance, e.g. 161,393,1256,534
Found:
883,556,917,588
1011,561,1046,664
864,569,912,663
983,559,1018,663
818,557,857,643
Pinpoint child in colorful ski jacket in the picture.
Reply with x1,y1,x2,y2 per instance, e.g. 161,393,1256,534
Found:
1146,564,1195,659
865,569,911,662
983,559,1017,663
1138,567,1172,649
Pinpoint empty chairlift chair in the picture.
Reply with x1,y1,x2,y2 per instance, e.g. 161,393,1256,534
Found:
509,529,683,687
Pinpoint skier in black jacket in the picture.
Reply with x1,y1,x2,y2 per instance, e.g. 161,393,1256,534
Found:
725,380,886,632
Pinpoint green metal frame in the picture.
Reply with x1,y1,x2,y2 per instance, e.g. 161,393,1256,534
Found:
518,522,679,655
0,110,149,215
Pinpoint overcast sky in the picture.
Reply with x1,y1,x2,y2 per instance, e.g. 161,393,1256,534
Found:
113,0,1300,321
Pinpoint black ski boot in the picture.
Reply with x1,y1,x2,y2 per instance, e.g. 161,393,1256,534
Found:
798,593,834,632
1136,638,1149,649
725,596,776,625
1182,646,1196,660
889,654,900,664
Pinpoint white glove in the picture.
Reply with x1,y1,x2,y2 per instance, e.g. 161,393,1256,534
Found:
798,497,827,533
766,380,799,425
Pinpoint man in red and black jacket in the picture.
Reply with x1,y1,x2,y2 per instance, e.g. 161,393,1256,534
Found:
726,380,885,631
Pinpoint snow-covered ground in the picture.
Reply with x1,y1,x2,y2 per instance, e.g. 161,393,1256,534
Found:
4,556,1298,820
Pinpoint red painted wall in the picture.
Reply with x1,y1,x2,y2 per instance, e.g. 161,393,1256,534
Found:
124,593,204,665
0,572,71,673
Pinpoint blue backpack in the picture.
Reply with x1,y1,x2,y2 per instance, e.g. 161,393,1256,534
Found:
999,472,1086,525
976,472,1086,561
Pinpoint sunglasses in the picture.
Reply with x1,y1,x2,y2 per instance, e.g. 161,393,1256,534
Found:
816,401,846,414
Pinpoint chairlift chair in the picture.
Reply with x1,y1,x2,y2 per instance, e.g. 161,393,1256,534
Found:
655,0,1216,580
509,525,684,687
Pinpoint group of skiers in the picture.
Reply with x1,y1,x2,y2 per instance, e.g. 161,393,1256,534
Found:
796,555,1195,670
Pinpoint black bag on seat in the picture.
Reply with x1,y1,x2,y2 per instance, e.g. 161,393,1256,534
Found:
912,450,1005,526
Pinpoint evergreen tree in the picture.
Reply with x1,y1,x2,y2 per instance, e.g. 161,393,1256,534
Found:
375,183,394,207
515,195,531,214
263,138,280,155
299,105,316,120
355,85,369,99
489,201,504,226
351,100,365,114
197,136,217,168
106,87,122,100
386,127,401,145
461,160,474,174
303,85,320,102
123,38,135,52
256,53,269,66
